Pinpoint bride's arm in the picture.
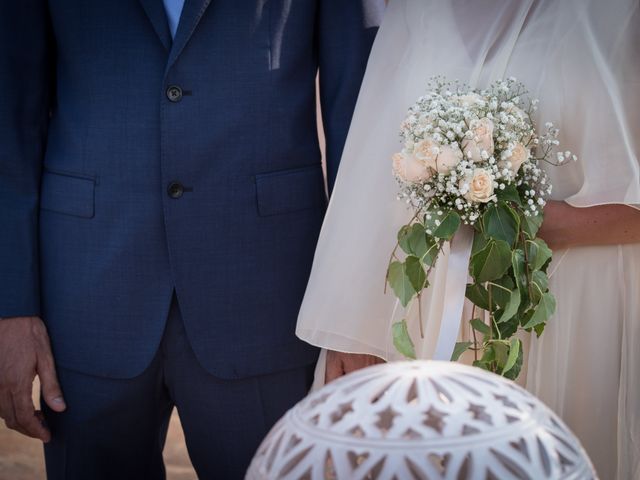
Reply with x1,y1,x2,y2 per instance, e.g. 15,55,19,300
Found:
538,201,640,250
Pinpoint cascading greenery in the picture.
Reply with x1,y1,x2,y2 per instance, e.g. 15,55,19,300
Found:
387,195,554,380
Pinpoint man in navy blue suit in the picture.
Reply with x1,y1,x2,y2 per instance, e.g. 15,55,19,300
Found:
0,1,378,477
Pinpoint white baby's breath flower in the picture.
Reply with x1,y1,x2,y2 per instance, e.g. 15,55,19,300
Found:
456,92,485,108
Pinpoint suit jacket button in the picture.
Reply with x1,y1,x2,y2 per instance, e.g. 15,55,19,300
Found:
166,85,183,102
167,181,184,199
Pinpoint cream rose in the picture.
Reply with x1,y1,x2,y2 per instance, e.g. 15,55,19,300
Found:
461,168,495,203
435,144,463,174
392,152,432,183
462,118,495,162
500,142,530,174
413,138,439,169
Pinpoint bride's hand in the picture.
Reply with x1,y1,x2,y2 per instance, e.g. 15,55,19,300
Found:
325,350,385,383
539,200,640,250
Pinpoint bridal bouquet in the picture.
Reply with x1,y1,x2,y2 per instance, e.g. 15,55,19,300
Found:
387,77,574,379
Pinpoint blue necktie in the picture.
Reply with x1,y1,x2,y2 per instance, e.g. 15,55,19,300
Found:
163,0,185,39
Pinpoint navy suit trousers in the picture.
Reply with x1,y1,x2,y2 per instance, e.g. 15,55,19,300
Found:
43,294,315,480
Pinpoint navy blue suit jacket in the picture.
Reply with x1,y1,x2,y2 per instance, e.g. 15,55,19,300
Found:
0,0,377,378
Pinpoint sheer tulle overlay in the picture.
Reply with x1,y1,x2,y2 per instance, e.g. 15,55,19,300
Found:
297,1,639,478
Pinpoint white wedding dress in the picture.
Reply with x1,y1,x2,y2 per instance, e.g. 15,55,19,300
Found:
296,1,639,478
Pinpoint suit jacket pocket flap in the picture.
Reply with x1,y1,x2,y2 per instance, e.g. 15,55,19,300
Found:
255,164,327,217
40,170,95,219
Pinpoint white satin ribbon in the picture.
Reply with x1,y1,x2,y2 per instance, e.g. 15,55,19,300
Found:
432,225,474,361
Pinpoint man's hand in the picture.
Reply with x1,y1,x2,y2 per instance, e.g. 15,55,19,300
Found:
325,350,384,384
0,316,66,442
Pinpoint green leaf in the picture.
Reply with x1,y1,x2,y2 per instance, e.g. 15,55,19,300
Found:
530,270,549,304
470,318,491,336
423,210,441,234
428,210,461,241
488,276,514,308
532,270,549,291
422,237,440,266
511,249,527,293
387,261,417,307
496,183,523,206
527,238,553,271
405,256,427,292
497,288,521,324
502,338,521,375
523,292,556,329
392,320,416,359
471,231,489,256
465,283,490,310
398,223,429,259
533,322,546,337
397,225,412,255
476,345,496,368
496,276,515,290
519,308,534,328
470,239,512,283
503,339,524,380
473,359,491,371
492,340,510,370
522,211,544,239
483,203,520,247
497,315,519,338
451,341,472,361
408,226,428,258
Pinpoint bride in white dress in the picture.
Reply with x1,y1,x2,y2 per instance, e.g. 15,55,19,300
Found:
296,1,640,478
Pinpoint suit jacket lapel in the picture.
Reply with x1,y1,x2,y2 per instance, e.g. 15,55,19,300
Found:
167,0,213,70
138,0,172,52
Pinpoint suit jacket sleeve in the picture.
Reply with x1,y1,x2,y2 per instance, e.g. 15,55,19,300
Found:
0,0,54,318
317,0,380,193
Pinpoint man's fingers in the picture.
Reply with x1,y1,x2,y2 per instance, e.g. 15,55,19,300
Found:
37,353,65,412
0,392,18,431
0,316,60,441
12,389,51,442
0,392,31,437
324,351,345,384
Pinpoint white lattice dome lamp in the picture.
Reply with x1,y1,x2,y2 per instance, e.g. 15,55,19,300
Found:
246,361,596,480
